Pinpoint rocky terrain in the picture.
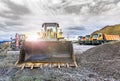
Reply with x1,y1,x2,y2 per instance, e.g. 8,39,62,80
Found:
0,42,120,81
77,41,120,80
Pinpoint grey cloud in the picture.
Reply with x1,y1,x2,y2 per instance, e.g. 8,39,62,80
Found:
56,0,120,15
66,26,85,30
88,2,112,15
8,27,24,31
0,13,21,20
5,21,23,26
65,30,82,36
64,5,82,14
0,21,23,32
96,0,120,4
2,0,30,15
0,24,9,32
25,0,120,16
0,26,24,32
61,0,67,3
0,0,120,39
0,0,31,20
0,24,5,27
87,0,120,15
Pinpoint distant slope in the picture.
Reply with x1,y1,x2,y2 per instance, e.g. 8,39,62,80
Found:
91,24,120,35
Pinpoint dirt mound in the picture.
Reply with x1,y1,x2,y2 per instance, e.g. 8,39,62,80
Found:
77,41,120,79
79,41,120,62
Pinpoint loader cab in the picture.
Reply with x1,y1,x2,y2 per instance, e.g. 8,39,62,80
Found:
41,23,63,39
42,23,59,33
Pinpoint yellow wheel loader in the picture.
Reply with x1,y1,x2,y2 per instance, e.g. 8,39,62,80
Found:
16,23,78,69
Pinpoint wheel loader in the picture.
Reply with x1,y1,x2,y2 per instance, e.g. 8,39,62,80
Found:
16,23,77,69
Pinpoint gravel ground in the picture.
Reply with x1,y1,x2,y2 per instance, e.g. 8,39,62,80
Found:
73,44,95,55
77,41,120,80
0,43,119,81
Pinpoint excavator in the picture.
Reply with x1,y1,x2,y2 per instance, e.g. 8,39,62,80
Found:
10,33,25,51
16,23,77,69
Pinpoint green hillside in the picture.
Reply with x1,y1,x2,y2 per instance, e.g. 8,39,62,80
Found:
91,24,120,35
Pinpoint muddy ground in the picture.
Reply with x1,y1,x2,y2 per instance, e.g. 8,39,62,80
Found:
0,42,120,81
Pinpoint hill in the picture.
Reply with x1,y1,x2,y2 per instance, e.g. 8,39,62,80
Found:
91,24,120,35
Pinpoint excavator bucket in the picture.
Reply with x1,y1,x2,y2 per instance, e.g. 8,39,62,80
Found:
16,41,77,69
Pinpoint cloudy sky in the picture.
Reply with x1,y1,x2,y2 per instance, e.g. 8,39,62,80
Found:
0,0,120,40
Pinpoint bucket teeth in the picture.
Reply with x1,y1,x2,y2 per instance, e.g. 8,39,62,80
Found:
44,63,48,67
18,62,77,69
66,63,69,68
15,60,18,66
21,64,25,70
31,64,34,69
40,65,42,68
58,63,60,68
74,62,78,67
53,64,57,67
49,64,52,68
61,63,65,66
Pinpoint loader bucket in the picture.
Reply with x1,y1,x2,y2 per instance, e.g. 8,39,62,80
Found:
16,41,77,69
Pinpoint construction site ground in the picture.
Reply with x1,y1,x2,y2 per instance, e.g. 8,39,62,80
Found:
0,42,120,81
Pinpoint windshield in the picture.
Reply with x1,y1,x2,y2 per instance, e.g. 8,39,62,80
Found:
92,34,98,39
85,35,90,39
47,27,56,32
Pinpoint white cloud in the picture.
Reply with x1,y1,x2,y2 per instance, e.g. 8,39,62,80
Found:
0,0,120,40
0,1,10,11
51,0,62,4
10,0,24,5
117,2,120,7
81,6,89,15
